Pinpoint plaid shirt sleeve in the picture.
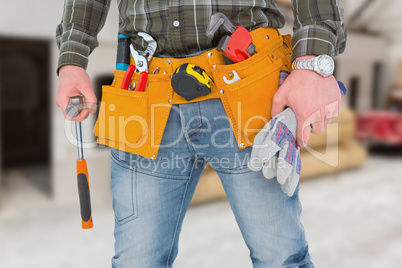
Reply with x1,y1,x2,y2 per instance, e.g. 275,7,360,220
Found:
291,0,347,60
56,0,111,73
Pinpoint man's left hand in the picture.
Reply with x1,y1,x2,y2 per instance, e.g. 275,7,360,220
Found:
271,56,342,147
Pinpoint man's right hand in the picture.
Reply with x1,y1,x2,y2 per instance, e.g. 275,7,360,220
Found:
56,65,97,122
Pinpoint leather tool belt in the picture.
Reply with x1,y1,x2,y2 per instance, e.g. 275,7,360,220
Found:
94,27,292,159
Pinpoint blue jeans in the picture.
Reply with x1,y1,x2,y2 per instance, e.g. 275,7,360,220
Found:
110,98,313,268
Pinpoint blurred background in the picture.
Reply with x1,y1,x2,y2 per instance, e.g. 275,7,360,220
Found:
0,0,401,267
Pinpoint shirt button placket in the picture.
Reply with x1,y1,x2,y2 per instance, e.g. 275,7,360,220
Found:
169,0,183,54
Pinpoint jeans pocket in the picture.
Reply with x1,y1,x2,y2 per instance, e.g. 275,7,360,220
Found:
111,155,138,225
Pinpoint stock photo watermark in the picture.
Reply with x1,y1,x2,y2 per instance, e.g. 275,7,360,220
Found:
65,100,341,167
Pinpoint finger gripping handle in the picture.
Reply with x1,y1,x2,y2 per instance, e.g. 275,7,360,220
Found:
77,160,94,229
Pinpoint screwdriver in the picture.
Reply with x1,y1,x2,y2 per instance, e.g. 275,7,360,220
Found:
66,96,94,229
116,34,131,71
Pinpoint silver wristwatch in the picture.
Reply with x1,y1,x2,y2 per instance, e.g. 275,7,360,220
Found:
292,55,334,77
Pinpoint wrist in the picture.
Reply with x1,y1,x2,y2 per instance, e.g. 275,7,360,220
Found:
59,64,85,76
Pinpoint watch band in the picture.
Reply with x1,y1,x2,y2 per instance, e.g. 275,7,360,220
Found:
292,57,315,71
291,55,334,77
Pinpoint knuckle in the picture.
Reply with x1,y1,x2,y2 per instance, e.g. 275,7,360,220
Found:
332,112,339,119
312,128,323,135
298,137,307,148
301,109,312,120
311,121,324,135
273,90,284,103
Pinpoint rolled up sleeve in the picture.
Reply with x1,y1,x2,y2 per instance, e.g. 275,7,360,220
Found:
291,0,347,60
56,0,111,73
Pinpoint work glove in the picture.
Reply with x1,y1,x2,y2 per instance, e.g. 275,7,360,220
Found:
248,69,347,197
248,108,301,197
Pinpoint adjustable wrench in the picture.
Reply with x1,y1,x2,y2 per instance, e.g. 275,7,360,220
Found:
138,32,157,62
206,12,257,63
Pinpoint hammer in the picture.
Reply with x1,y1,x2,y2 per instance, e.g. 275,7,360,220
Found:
66,96,94,229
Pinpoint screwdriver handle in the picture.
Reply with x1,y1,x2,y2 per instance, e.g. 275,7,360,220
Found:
116,34,131,71
77,159,94,229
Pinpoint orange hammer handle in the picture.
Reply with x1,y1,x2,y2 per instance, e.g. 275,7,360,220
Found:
77,159,94,229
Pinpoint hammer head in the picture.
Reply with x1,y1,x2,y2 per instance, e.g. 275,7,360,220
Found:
66,96,84,118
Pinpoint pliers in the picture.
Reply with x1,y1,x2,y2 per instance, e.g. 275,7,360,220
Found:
121,32,157,91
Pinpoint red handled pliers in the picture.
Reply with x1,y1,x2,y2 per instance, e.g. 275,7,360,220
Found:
121,64,136,90
129,45,149,92
120,59,148,91
121,32,156,91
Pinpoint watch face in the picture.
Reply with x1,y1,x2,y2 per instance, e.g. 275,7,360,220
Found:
318,55,334,76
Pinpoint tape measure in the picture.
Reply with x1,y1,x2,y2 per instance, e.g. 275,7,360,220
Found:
171,64,213,101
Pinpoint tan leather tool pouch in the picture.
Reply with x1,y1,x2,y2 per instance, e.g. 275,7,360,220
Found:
94,70,173,159
211,28,292,149
94,27,292,158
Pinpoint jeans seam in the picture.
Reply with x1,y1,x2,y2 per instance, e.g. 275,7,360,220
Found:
111,164,138,226
186,103,202,139
165,180,190,267
214,166,253,174
166,159,198,267
111,149,134,170
183,130,201,159
135,168,190,180
187,123,202,139
179,104,202,159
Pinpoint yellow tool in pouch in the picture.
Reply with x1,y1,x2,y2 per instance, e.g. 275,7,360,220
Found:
171,63,213,101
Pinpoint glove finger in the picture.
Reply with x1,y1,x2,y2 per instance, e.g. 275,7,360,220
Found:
249,114,287,171
259,146,280,170
281,149,302,197
253,120,274,148
249,140,272,171
248,148,262,171
277,161,292,185
258,140,280,159
248,122,274,171
256,119,288,172
249,142,278,171
281,166,300,197
296,147,302,176
277,108,298,137
263,110,296,180
257,114,285,157
277,142,296,185
262,156,277,179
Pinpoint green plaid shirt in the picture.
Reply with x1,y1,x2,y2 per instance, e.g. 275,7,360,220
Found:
56,0,346,71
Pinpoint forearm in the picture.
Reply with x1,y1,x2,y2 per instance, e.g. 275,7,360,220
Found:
56,0,111,73
291,0,347,60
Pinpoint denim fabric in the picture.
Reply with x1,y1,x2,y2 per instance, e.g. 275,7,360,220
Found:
110,98,314,268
